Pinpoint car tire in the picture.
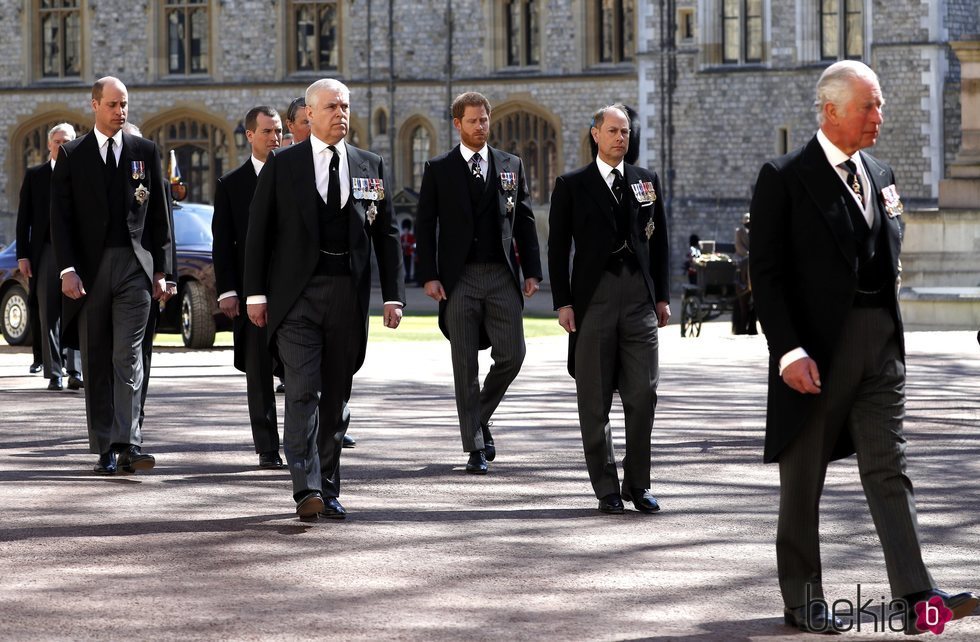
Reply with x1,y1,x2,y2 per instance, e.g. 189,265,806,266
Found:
180,280,216,349
1,284,32,346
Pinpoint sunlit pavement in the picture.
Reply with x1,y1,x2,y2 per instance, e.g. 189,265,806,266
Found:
1,321,978,640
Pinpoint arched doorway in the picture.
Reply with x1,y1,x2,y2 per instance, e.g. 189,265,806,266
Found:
144,113,232,204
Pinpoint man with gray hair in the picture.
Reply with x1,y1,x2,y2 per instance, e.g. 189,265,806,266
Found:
16,123,83,391
548,103,670,515
244,79,404,520
751,60,977,633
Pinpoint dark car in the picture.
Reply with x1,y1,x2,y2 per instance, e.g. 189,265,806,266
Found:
0,203,226,348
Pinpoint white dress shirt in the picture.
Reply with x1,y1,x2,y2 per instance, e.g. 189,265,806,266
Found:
459,143,489,179
310,134,350,207
595,156,626,198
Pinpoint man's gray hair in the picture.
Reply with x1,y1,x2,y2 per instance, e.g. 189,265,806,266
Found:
814,60,879,126
48,122,76,142
591,104,630,130
306,79,350,108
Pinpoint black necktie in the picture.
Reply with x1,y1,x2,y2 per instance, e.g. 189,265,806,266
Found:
327,144,340,212
611,168,624,203
841,159,864,206
104,137,116,188
471,152,485,185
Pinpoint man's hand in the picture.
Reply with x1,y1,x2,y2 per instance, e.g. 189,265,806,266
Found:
558,306,576,333
523,277,541,298
424,280,447,302
248,302,268,328
383,303,403,329
219,295,240,319
151,273,167,300
162,281,177,304
656,301,671,328
61,272,86,299
782,357,822,394
17,258,32,279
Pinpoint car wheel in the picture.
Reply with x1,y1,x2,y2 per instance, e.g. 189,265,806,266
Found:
1,284,32,346
180,280,216,349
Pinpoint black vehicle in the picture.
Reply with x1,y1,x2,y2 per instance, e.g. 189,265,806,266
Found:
0,203,226,348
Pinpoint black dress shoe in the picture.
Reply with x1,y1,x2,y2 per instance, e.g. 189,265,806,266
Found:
902,589,979,634
29,362,43,374
784,603,843,634
598,493,625,514
465,450,488,474
342,434,356,448
93,451,117,475
296,491,324,520
47,376,63,391
66,374,83,390
622,488,661,513
117,445,155,473
482,422,495,462
258,451,284,468
319,497,347,519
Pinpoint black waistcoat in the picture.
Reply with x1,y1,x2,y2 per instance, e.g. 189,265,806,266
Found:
317,190,351,253
105,160,130,247
842,188,889,292
466,159,505,264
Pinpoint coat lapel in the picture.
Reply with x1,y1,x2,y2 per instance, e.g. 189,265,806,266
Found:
79,132,110,216
346,144,371,229
860,151,902,264
452,145,476,220
583,162,617,230
793,136,855,267
286,140,318,239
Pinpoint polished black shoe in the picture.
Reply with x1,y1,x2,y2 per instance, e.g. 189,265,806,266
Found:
275,382,285,394
598,493,625,514
258,451,284,469
482,422,495,462
296,491,324,520
66,374,83,390
784,602,843,634
117,445,155,473
902,589,979,634
93,451,117,475
47,376,63,391
622,488,661,513
29,362,43,374
319,497,347,519
465,450,488,474
342,434,356,448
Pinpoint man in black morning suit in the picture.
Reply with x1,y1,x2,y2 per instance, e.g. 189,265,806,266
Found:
50,77,174,476
415,91,542,474
245,79,405,520
750,60,977,634
212,105,284,469
548,104,670,515
16,123,82,391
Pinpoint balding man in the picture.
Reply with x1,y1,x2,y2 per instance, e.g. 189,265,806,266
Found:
244,79,404,520
751,60,977,634
50,76,175,476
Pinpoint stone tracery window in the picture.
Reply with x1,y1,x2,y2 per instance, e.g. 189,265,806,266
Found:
489,109,558,204
147,118,230,204
38,0,82,78
289,0,339,72
820,0,863,60
164,0,210,75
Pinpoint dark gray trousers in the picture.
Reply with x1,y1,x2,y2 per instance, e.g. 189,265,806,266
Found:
574,267,659,499
276,276,359,500
776,307,935,608
445,262,526,452
37,243,80,378
243,315,279,453
78,247,152,454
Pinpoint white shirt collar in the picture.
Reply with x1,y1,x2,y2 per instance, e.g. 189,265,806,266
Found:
50,158,56,170
93,127,123,153
310,134,346,158
816,129,861,169
459,143,489,163
595,156,625,181
250,155,265,175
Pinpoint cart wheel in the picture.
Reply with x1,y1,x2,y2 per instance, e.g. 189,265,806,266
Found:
682,294,703,338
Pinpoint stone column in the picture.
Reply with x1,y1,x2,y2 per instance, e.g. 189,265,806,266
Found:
939,39,980,208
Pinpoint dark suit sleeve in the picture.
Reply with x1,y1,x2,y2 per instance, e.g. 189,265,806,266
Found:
414,159,438,285
146,141,174,277
211,175,238,296
244,152,277,299
648,172,670,304
371,156,406,305
512,158,542,282
750,161,800,358
15,169,33,259
50,147,77,273
547,175,573,310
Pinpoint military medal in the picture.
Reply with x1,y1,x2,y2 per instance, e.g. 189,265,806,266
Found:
506,196,514,213
131,160,145,181
881,184,904,218
499,172,517,192
366,203,378,224
134,183,149,205
851,175,862,196
631,181,657,204
645,217,655,240
374,178,385,202
352,177,364,200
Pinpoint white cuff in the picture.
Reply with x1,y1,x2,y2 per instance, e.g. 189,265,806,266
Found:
218,290,238,301
245,295,267,305
779,347,809,375
59,267,76,279
383,300,404,307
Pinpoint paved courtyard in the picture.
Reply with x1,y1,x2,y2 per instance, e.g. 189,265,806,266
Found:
0,319,978,640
